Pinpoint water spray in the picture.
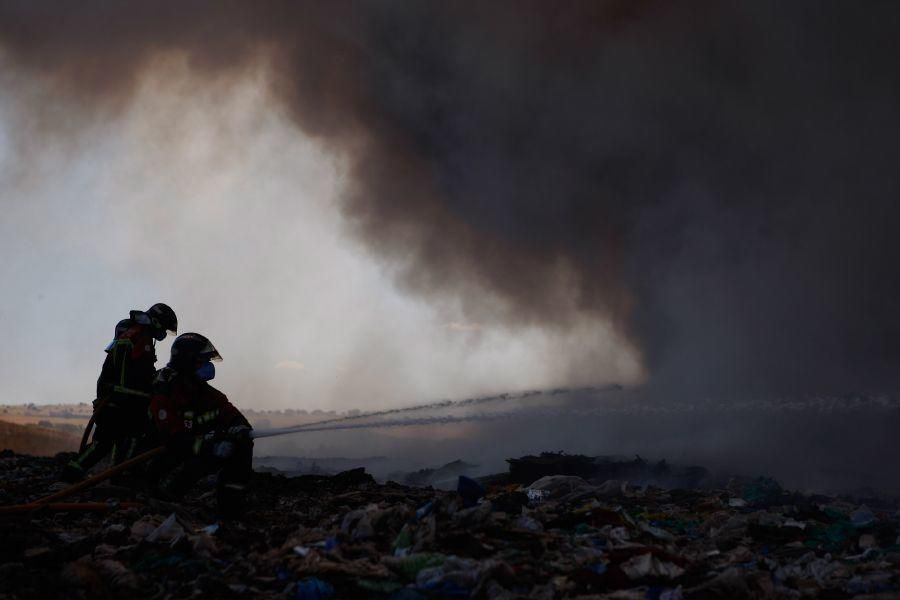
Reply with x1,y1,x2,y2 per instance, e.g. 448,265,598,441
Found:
250,412,511,439
249,384,620,440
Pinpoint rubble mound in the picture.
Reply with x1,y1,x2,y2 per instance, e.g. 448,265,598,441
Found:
2,451,900,598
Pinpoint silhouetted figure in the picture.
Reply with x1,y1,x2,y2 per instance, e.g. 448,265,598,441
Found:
148,333,253,517
62,303,177,482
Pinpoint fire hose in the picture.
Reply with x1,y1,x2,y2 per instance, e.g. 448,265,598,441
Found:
0,502,144,515
79,396,111,452
0,446,166,514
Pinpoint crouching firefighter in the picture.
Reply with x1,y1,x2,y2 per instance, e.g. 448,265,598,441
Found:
62,303,178,482
148,333,253,516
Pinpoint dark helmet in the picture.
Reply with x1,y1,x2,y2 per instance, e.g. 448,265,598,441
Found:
147,303,178,336
114,318,131,338
169,332,222,369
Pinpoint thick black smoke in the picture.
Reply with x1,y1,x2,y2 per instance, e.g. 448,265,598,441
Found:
2,1,899,395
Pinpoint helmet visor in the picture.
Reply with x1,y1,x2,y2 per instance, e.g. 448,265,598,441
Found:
147,304,178,335
132,310,175,337
149,317,176,337
197,340,223,362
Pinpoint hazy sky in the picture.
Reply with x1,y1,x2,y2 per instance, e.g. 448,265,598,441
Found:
0,56,640,410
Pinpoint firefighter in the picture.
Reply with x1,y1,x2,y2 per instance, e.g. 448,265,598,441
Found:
61,303,178,482
148,333,253,516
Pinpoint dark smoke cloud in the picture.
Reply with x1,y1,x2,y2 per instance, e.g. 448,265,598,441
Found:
3,1,900,395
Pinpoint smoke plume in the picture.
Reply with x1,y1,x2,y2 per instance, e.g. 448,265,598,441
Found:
2,1,899,395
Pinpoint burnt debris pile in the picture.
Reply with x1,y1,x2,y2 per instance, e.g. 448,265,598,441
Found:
506,453,711,490
3,451,900,598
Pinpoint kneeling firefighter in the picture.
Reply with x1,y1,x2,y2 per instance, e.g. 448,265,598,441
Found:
149,333,253,515
63,303,178,482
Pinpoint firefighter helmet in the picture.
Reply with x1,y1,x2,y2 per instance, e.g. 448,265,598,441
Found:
147,303,178,336
169,332,222,369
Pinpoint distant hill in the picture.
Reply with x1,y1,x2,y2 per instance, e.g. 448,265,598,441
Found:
0,419,79,456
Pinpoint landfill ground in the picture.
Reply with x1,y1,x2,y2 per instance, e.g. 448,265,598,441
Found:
3,451,900,599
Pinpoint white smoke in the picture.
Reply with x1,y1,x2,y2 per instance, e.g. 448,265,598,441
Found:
0,57,641,411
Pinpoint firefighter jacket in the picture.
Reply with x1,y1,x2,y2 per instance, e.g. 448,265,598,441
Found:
150,367,251,456
97,323,157,409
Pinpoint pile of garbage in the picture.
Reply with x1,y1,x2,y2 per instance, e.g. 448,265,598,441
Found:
3,450,900,598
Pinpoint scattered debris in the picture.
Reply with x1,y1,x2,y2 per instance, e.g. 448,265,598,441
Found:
507,452,710,489
2,450,900,598
400,460,479,488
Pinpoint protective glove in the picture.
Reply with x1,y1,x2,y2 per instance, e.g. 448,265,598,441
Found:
196,431,235,458
197,425,249,458
212,440,234,458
